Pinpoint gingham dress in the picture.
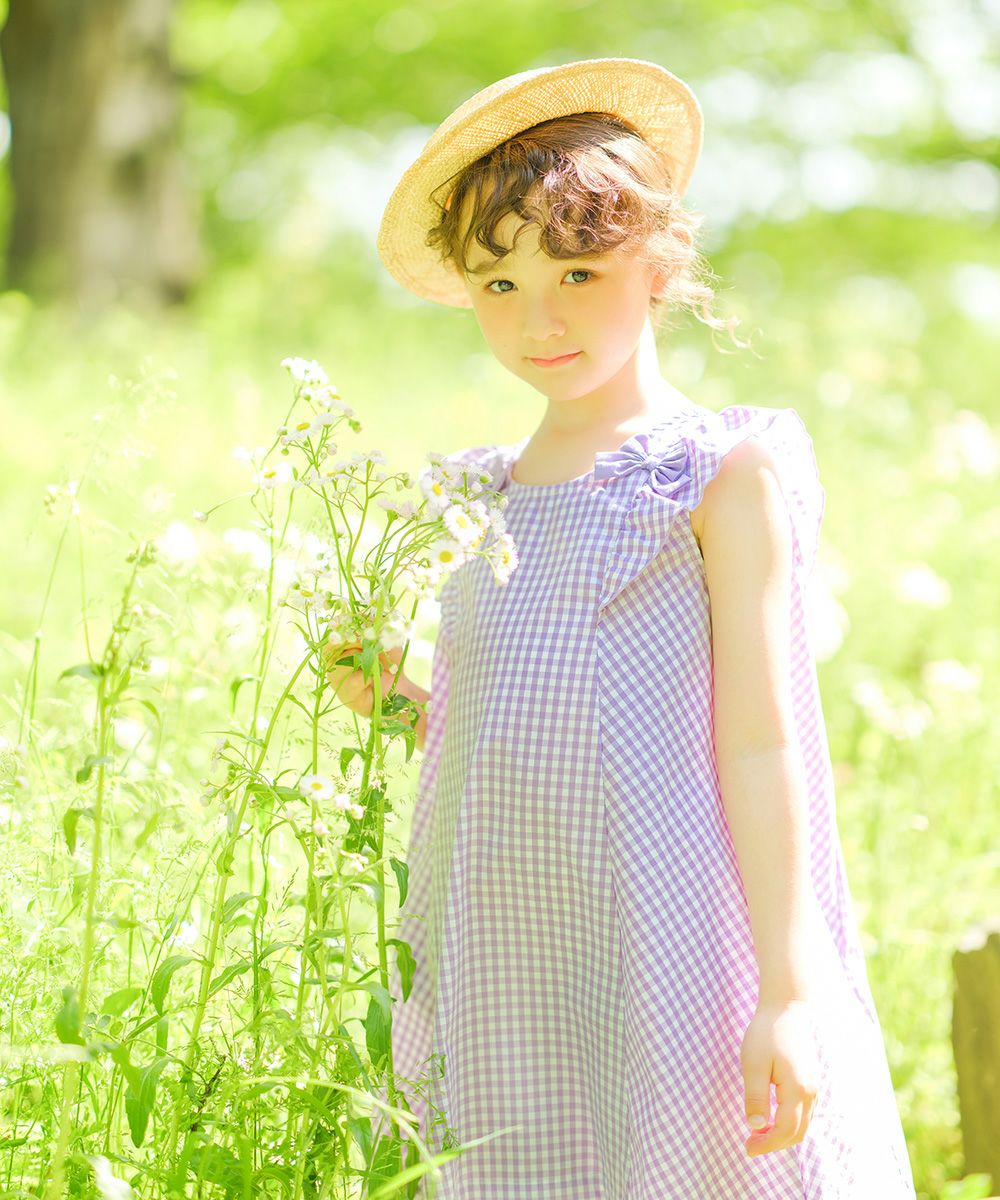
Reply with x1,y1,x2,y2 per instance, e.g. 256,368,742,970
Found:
390,402,916,1199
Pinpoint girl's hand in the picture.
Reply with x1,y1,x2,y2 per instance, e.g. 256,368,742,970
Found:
322,638,407,720
740,999,822,1157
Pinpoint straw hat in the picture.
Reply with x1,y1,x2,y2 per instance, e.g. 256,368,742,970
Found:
376,57,704,309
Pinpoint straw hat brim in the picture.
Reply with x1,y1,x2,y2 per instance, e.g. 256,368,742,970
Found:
376,56,703,309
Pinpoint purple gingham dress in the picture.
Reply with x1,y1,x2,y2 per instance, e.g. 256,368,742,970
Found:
391,402,916,1199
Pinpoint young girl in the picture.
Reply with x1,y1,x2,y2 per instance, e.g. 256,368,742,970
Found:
366,57,917,1199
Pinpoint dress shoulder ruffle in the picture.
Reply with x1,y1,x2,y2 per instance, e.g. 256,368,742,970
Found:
597,404,826,612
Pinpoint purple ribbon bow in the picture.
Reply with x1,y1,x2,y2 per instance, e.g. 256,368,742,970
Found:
592,438,691,497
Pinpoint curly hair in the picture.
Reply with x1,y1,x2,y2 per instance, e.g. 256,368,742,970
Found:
424,111,749,350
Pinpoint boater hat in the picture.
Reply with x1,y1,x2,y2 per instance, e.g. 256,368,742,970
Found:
376,56,703,309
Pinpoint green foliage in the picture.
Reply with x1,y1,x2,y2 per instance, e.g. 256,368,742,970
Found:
1,4,1000,1195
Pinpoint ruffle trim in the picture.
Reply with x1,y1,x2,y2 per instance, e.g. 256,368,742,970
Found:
419,408,826,616
597,405,825,612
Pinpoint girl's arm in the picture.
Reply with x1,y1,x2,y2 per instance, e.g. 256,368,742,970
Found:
696,436,825,1006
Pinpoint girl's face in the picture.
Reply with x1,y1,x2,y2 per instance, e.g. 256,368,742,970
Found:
457,203,666,404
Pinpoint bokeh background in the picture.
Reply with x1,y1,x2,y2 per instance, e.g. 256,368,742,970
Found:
1,2,999,1197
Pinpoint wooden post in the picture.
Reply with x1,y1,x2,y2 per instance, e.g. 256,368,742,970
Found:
952,921,1000,1186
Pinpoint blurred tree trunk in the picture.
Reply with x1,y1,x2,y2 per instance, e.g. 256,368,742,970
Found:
0,0,203,314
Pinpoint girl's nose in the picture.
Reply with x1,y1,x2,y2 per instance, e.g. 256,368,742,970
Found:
522,305,567,343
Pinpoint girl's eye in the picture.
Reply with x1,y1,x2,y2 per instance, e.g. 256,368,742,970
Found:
485,268,593,295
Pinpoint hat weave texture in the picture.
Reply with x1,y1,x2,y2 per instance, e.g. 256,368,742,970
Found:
376,57,703,308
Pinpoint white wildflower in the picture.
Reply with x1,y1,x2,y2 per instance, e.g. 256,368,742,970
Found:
300,773,335,802
257,461,295,490
279,418,316,446
443,503,488,548
156,520,200,564
89,1155,135,1200
427,535,471,573
339,850,368,875
489,531,519,585
281,357,328,386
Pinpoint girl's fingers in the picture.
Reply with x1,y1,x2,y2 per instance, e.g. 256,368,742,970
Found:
746,1095,802,1155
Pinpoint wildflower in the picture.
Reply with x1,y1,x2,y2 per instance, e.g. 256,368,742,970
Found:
427,536,470,573
312,818,330,836
300,773,335,802
377,496,420,520
281,357,328,386
156,520,200,564
442,503,488,548
348,803,365,820
89,1155,135,1200
490,532,519,585
339,850,368,875
279,419,316,446
332,791,353,812
257,461,294,490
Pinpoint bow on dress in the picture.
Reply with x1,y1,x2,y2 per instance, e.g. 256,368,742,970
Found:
594,435,695,612
592,437,692,497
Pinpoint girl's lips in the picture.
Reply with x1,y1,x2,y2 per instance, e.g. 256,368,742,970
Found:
528,351,582,367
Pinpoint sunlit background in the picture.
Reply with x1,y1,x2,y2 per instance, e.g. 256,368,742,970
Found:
1,1,999,1197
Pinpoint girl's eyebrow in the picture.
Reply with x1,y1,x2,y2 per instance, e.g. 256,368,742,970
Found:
466,251,604,277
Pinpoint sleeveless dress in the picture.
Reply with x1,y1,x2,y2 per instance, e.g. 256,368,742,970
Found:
388,401,917,1200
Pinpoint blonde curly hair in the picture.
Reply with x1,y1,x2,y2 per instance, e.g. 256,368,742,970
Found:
425,110,749,351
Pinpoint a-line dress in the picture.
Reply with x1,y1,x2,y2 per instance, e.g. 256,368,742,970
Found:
388,401,917,1200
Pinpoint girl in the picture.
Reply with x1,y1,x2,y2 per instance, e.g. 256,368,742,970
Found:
357,57,917,1199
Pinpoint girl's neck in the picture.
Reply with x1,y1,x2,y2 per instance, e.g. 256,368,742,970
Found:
534,322,690,439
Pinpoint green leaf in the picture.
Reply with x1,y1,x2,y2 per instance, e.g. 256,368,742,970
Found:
55,986,83,1045
386,938,415,1002
229,674,260,713
367,1132,403,1196
187,1142,243,1190
134,809,162,850
388,857,408,909
101,987,143,1018
62,806,91,853
257,940,296,963
221,892,257,925
362,982,393,1070
124,1057,167,1147
346,1114,372,1162
207,961,251,997
59,662,106,682
151,955,197,1014
245,782,301,805
359,639,378,683
75,754,112,784
109,1044,142,1094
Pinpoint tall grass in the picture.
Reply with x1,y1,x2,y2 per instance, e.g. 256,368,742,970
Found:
1,353,516,1197
2,262,999,1197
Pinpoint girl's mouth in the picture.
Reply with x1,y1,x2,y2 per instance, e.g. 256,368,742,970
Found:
528,351,582,368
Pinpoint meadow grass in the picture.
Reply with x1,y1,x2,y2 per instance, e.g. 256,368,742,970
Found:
1,257,998,1197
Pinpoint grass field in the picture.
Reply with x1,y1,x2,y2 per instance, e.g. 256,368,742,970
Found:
1,243,998,1197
